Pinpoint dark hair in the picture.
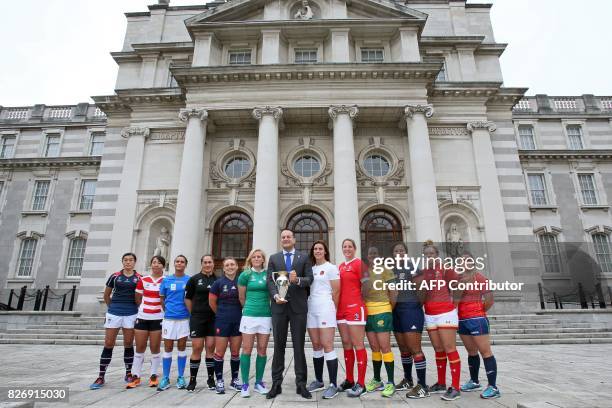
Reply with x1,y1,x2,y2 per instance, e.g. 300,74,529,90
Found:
342,238,357,249
122,252,137,262
392,241,408,253
422,240,439,256
309,240,330,264
223,257,238,266
200,254,214,263
174,254,188,265
280,229,294,237
150,255,166,268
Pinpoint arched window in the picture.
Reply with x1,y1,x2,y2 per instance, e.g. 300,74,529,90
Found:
286,210,329,253
212,211,253,269
360,210,403,257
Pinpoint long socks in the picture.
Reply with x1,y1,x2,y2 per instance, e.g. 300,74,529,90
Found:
372,351,383,381
483,355,497,387
401,352,413,382
205,357,215,382
213,354,224,381
177,350,187,377
132,352,145,378
240,353,251,385
162,351,172,378
414,354,427,387
124,347,134,375
356,348,367,387
98,347,113,378
313,349,324,383
383,352,394,384
343,348,355,383
435,351,447,386
151,353,161,376
324,351,338,387
255,354,267,383
230,354,240,382
447,350,461,391
190,358,201,382
468,354,480,383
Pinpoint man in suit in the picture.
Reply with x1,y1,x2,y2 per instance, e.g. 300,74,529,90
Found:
266,229,314,399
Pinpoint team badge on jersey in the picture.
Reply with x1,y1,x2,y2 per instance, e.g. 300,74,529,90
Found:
377,319,384,327
319,271,325,275
354,313,360,321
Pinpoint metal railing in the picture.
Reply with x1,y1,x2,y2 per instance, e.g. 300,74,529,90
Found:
4,285,77,311
538,282,609,310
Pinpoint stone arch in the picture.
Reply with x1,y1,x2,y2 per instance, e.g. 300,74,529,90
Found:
133,205,175,271
438,201,484,257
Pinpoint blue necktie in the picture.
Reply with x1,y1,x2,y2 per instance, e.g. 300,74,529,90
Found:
285,252,292,272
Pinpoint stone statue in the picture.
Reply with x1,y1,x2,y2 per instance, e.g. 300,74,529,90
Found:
294,0,314,20
153,227,171,261
445,223,464,258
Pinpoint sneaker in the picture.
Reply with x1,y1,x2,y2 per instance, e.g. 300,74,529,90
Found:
396,377,414,391
254,381,269,394
148,374,159,388
480,385,501,399
124,373,134,383
339,380,354,391
406,384,430,399
89,377,105,390
176,376,187,389
215,380,225,394
207,378,216,390
441,387,461,401
428,383,446,394
307,380,325,392
186,379,196,392
461,379,482,392
346,383,366,398
157,376,171,391
365,378,384,393
229,379,242,392
381,382,395,398
322,385,339,399
241,383,250,398
126,376,141,389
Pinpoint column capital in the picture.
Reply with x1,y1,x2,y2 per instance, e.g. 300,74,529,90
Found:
328,105,359,120
121,126,150,139
179,108,208,122
252,106,283,120
404,104,434,119
467,120,497,133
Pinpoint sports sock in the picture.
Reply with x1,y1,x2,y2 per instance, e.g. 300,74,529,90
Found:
383,352,394,384
150,353,161,376
372,351,383,382
356,348,367,387
313,349,324,383
414,354,427,387
343,348,355,383
255,354,267,383
483,355,497,387
435,351,447,386
468,354,480,383
447,350,461,390
162,351,172,378
230,354,240,382
189,358,201,382
324,351,338,387
205,357,215,382
240,353,251,385
99,347,113,378
177,350,187,377
124,346,134,375
213,353,224,381
132,352,145,378
401,352,413,382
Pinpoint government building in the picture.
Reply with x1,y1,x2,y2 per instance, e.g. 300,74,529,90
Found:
0,0,611,313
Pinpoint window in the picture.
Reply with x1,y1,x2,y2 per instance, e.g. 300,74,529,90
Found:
593,233,612,273
539,234,561,273
361,48,384,63
436,62,447,81
79,180,96,210
1,135,16,158
294,155,321,177
286,211,329,253
360,210,403,257
66,238,87,277
518,125,536,150
32,180,50,211
566,125,584,150
577,174,597,205
44,134,61,157
224,156,250,179
89,133,105,156
17,239,37,277
212,211,253,269
295,49,317,64
528,174,548,206
364,155,390,177
229,50,251,65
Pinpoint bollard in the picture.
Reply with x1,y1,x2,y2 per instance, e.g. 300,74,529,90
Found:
34,290,42,311
595,283,606,309
69,285,76,311
17,286,27,310
609,286,612,307
8,289,14,309
42,285,49,311
538,283,545,310
590,296,595,309
61,292,67,311
578,283,588,309
553,292,559,309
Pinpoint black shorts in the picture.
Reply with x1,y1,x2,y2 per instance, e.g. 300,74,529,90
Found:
134,318,162,332
190,314,215,338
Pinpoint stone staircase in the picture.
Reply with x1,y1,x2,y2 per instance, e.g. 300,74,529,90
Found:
1,313,611,346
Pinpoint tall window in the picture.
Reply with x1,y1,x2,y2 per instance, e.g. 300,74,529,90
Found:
229,50,251,65
295,49,317,64
436,62,447,81
44,134,61,157
17,238,37,277
539,234,561,273
566,125,584,150
593,233,612,273
89,133,105,156
66,238,87,277
212,211,253,268
1,135,16,158
361,48,384,63
578,174,598,205
528,174,548,206
79,180,96,210
286,211,329,253
32,180,50,211
360,210,403,257
518,125,536,150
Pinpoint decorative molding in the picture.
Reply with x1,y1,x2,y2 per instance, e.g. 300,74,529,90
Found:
404,104,434,119
328,105,359,120
150,128,185,141
585,225,612,235
429,127,470,137
209,142,257,189
467,121,497,133
121,126,150,139
252,106,283,120
16,230,44,239
179,108,208,122
0,156,101,169
519,150,612,161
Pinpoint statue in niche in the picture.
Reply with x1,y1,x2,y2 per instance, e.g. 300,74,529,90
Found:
445,222,464,258
294,0,314,20
153,227,171,262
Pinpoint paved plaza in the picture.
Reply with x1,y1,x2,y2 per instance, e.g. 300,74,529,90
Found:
1,344,610,408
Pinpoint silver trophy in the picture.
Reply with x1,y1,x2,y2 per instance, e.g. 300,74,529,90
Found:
272,271,290,301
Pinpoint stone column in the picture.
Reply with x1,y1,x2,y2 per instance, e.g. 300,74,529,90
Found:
329,105,361,259
108,127,150,267
252,106,283,257
404,105,442,243
171,108,208,270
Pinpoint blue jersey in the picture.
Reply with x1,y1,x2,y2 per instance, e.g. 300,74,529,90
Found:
210,275,241,319
106,271,141,316
394,263,421,307
159,274,190,320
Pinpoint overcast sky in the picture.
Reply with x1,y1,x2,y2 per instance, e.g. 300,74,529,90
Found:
1,0,611,106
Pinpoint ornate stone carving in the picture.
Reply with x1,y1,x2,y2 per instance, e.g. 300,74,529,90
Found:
150,129,185,141
445,223,464,258
153,227,171,260
429,127,470,137
294,0,314,19
178,108,208,122
210,160,257,189
404,104,434,119
252,106,283,120
121,126,150,139
328,105,359,120
467,121,497,133
356,159,405,187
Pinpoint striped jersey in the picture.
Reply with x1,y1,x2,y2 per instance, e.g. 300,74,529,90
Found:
135,275,164,320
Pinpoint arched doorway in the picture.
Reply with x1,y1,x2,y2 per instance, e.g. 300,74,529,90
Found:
360,210,403,258
212,211,253,270
286,210,329,254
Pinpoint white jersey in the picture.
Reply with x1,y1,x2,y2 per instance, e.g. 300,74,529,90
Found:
308,262,340,311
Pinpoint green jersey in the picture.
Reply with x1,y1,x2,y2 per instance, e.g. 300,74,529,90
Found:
238,268,271,317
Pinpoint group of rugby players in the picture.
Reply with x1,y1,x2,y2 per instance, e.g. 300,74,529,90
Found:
89,230,500,401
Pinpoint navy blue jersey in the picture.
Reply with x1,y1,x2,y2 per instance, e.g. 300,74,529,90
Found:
209,275,242,318
394,264,421,306
106,271,141,316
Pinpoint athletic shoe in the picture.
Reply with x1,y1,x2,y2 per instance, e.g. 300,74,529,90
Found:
346,383,366,398
241,383,250,398
322,385,339,399
365,378,384,393
441,387,461,401
89,377,105,390
126,376,141,389
480,385,501,399
148,374,159,388
428,383,446,394
396,377,413,391
461,379,482,392
176,376,187,389
229,379,242,392
339,380,354,391
207,378,216,390
157,377,171,391
124,373,134,383
186,379,196,392
307,380,325,392
216,380,225,394
406,384,430,399
254,382,269,394
381,382,396,398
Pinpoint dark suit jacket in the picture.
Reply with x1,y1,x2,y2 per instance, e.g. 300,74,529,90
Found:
266,250,313,314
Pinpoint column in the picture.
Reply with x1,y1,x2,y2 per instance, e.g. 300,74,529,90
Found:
171,108,208,270
252,106,283,257
404,105,442,243
329,105,361,259
108,126,149,267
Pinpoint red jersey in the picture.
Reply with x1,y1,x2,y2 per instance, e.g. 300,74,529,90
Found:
458,273,490,319
420,267,459,315
135,275,164,320
338,258,365,309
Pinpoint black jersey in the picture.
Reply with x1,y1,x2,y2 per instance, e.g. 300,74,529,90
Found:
185,272,218,317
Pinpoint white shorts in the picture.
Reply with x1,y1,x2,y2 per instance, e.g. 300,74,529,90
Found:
240,316,272,335
307,308,337,329
104,313,137,329
425,309,459,331
162,318,190,340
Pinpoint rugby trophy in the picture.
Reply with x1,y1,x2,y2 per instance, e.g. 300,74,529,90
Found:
273,271,290,301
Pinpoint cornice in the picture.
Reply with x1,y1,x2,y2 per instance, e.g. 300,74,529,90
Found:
428,82,503,98
519,149,612,161
0,156,101,169
93,88,185,116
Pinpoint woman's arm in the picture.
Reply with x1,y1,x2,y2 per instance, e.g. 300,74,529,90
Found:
238,286,247,307
135,292,143,306
184,298,192,313
331,279,340,309
103,286,112,306
484,291,494,312
209,294,218,314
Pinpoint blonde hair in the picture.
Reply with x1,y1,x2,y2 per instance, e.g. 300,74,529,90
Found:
244,248,267,270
